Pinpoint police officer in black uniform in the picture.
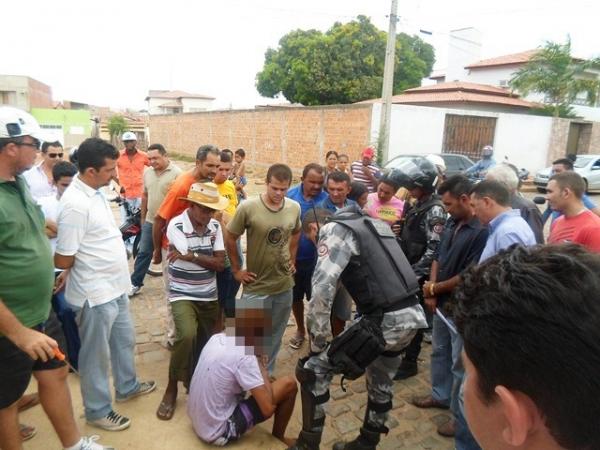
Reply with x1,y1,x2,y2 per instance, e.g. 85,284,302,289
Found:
390,157,447,380
288,206,427,450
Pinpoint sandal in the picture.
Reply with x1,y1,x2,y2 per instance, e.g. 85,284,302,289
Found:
156,400,176,421
20,423,37,441
17,393,40,412
288,334,305,349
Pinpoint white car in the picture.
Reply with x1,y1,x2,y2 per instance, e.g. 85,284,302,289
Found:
534,154,600,193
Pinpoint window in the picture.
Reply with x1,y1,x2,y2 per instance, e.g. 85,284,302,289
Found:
499,80,509,87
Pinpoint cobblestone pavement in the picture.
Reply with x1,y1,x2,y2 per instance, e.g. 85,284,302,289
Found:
127,261,454,450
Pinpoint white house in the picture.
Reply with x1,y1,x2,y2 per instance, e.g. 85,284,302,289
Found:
146,90,215,115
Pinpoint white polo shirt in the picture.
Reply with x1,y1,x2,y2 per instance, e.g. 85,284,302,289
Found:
56,176,130,308
23,162,57,200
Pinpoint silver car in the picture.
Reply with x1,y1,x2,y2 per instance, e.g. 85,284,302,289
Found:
534,154,600,193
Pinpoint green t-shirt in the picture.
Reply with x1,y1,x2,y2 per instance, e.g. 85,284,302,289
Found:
227,196,301,295
0,175,54,330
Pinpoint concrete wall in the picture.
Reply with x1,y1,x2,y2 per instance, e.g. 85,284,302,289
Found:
148,105,373,171
31,108,91,148
0,75,52,111
372,103,556,173
182,98,213,113
465,66,516,87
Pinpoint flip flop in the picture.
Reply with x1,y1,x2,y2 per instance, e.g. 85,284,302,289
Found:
20,423,36,441
156,400,176,421
18,393,40,412
288,335,305,349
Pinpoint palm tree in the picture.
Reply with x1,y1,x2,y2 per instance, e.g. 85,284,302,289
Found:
510,39,600,118
107,115,128,146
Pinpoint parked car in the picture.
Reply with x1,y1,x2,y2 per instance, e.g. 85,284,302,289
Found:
533,154,600,193
384,153,474,178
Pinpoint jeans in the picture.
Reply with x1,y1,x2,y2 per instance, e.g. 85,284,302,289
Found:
75,293,139,421
456,372,482,450
51,286,81,370
216,267,241,318
240,289,293,375
430,315,463,409
130,221,154,287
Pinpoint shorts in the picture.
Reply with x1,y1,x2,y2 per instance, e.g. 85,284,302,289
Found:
293,259,316,303
212,396,267,446
239,176,248,186
0,317,66,409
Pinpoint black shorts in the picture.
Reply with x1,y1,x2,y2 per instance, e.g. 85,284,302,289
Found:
0,315,67,409
213,396,266,446
293,260,316,303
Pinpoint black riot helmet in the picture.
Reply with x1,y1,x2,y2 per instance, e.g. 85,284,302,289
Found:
387,157,438,193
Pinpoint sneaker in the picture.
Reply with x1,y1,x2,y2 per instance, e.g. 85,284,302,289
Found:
115,380,157,403
423,331,433,344
81,434,115,449
87,410,131,431
129,285,142,296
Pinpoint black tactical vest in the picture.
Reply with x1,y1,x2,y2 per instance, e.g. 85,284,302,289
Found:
399,196,443,265
330,209,419,315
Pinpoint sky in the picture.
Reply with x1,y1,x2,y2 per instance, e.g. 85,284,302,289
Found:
2,0,598,111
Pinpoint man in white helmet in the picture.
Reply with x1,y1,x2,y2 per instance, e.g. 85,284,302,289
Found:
0,106,112,450
465,145,496,179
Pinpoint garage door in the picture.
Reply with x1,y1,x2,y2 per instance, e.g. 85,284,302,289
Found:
442,114,496,160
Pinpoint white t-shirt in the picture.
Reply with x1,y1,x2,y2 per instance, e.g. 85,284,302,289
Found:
23,162,57,200
188,332,264,443
37,194,60,254
56,176,130,307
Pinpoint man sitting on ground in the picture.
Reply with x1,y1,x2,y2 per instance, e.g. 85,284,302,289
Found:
188,306,297,446
453,244,600,450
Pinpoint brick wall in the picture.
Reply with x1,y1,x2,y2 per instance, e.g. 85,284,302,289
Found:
27,77,53,109
148,104,373,171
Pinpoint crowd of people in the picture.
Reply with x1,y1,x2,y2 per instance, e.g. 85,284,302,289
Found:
1,104,599,450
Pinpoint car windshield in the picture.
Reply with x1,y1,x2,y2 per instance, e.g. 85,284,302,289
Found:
385,155,419,170
574,156,594,168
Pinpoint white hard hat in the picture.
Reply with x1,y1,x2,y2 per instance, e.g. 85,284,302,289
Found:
122,131,137,141
0,106,43,140
426,154,446,172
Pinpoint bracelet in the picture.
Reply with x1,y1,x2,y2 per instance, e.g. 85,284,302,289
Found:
429,282,435,297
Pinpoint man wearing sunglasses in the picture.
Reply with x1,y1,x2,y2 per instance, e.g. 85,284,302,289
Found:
23,140,64,200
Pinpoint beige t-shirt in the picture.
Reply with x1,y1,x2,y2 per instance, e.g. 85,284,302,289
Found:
143,162,182,224
227,196,301,295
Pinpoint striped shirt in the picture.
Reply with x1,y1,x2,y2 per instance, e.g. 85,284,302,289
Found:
350,161,381,192
166,210,224,302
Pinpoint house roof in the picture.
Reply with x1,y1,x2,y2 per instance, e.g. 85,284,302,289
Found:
359,81,539,109
145,90,215,101
465,50,540,69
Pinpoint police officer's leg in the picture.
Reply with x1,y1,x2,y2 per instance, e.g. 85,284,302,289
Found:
394,293,425,380
288,352,334,450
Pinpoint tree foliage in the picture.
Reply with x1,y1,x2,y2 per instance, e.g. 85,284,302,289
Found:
510,38,600,118
107,115,128,139
256,16,435,105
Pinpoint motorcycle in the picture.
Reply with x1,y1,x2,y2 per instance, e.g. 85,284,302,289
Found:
110,196,142,260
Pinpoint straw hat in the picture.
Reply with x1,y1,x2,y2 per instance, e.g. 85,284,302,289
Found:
179,182,229,211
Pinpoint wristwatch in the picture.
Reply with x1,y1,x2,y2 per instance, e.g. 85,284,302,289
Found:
193,251,199,260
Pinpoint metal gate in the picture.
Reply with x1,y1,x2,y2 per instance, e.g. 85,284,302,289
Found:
442,114,496,160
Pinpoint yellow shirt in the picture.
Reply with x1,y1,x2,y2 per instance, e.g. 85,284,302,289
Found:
216,180,238,217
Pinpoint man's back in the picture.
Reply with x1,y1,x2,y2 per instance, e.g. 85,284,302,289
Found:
511,194,544,244
480,209,536,262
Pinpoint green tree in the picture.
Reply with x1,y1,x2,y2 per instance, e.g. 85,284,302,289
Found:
510,39,600,118
256,16,435,105
107,114,128,144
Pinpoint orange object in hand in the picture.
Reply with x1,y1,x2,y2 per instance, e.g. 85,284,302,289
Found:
53,348,66,361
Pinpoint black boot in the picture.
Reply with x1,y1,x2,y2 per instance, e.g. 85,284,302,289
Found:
332,427,381,450
287,430,323,450
393,359,418,380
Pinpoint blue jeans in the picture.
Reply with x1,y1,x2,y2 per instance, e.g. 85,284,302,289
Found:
52,286,81,370
430,314,462,409
75,293,140,420
217,267,241,318
456,371,482,450
240,289,292,375
130,221,154,287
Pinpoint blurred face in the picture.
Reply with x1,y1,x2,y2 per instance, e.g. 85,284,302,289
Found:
327,179,350,206
13,137,41,174
551,163,569,175
266,176,291,205
545,179,567,212
147,149,169,171
338,156,349,171
188,203,215,227
215,160,233,184
326,153,338,170
470,194,493,225
197,152,220,180
227,308,271,351
124,140,136,151
55,175,74,197
234,153,244,164
302,169,324,198
377,182,396,203
442,191,469,221
356,191,368,209
43,145,64,168
362,156,373,166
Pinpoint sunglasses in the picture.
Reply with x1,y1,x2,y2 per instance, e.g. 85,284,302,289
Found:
47,153,64,159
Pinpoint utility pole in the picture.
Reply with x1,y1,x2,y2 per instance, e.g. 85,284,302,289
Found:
378,0,398,165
